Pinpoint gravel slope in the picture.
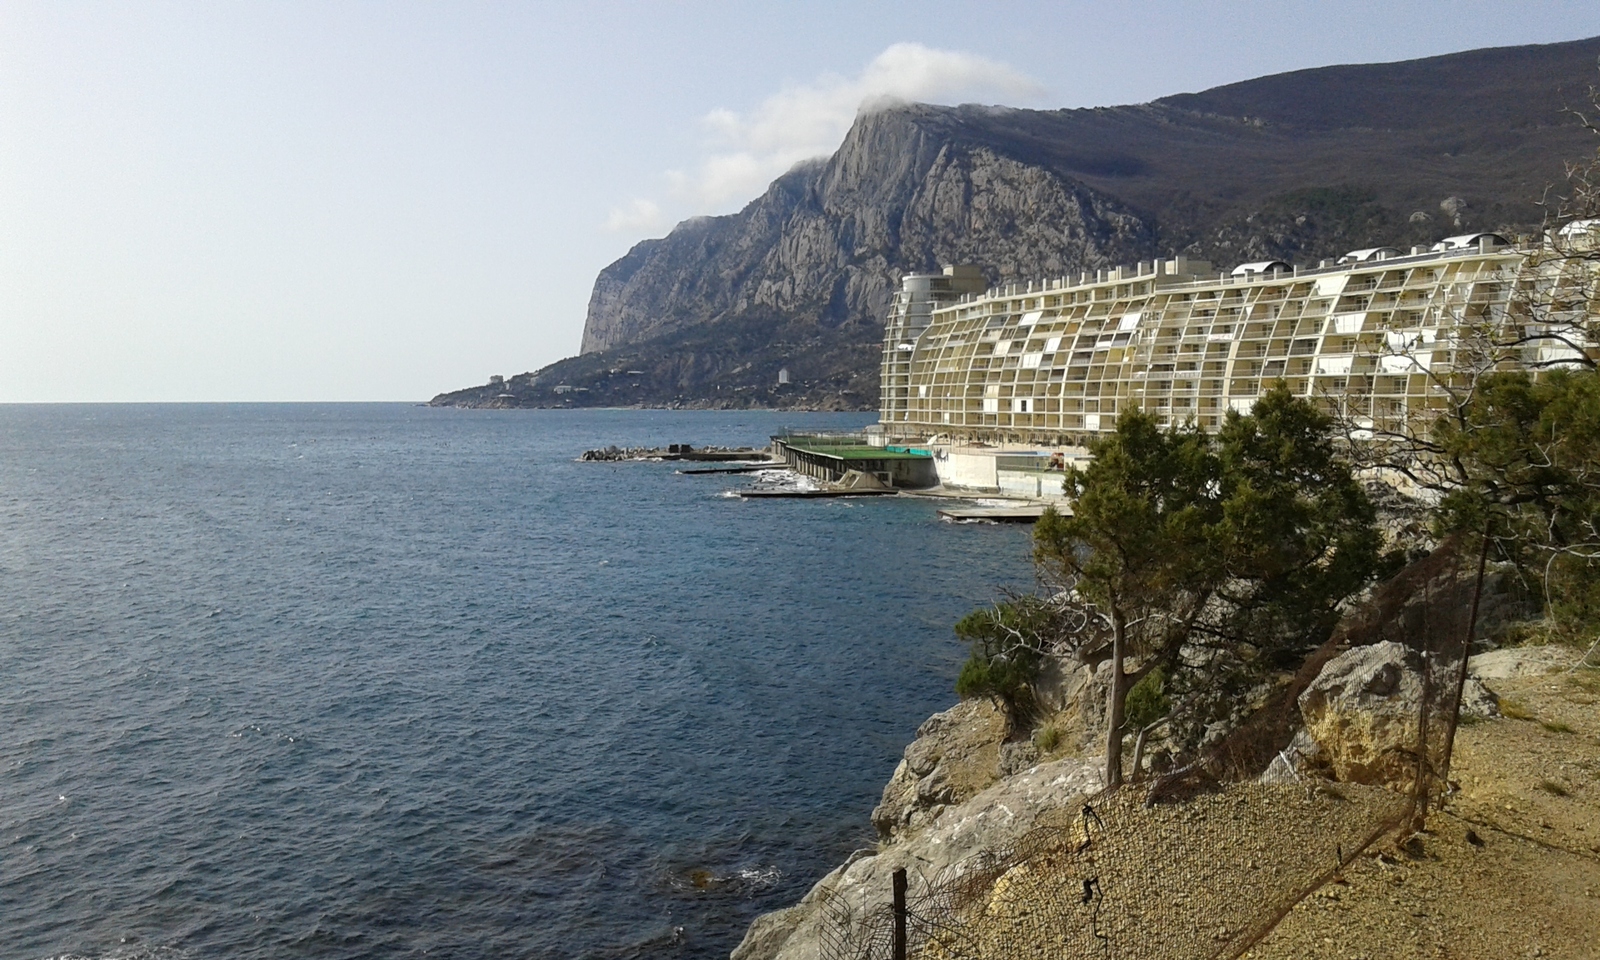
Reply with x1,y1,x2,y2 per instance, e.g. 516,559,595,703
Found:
1247,667,1600,960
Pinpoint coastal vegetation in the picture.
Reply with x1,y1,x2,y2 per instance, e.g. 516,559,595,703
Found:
1434,369,1600,642
956,386,1385,786
955,366,1600,787
952,596,1053,714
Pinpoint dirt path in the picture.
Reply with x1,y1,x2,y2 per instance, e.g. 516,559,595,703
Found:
1248,668,1600,960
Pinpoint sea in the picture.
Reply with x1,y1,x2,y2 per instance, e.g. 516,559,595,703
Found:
0,405,1034,960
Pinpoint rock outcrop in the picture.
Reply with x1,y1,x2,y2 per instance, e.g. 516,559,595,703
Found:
1299,641,1426,789
732,757,1103,960
870,698,1013,840
580,108,1157,356
868,655,1120,842
1468,645,1576,680
1298,640,1499,790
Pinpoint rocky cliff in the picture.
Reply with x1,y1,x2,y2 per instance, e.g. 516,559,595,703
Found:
435,36,1600,409
579,107,1158,355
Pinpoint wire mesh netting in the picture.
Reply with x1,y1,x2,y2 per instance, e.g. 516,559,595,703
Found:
817,538,1486,960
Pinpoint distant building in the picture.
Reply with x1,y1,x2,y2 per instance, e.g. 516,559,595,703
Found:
489,375,504,386
553,384,573,395
878,234,1595,446
777,367,791,386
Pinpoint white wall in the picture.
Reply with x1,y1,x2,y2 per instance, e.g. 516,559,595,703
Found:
934,448,999,490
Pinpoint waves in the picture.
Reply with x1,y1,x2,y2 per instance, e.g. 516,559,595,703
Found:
0,405,1030,960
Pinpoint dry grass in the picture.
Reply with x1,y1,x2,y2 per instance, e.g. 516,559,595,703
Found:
1032,722,1064,754
1568,668,1600,694
1499,696,1535,720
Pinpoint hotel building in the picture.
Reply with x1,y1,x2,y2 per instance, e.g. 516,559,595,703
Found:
877,234,1595,452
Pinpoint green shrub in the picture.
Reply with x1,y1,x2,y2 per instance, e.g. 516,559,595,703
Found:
1432,371,1600,640
1124,667,1169,731
953,600,1048,715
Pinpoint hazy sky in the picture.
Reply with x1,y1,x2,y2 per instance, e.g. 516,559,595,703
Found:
5,1,1600,402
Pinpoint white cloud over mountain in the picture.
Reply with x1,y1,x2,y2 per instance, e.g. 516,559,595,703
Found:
604,198,666,233
605,43,1045,232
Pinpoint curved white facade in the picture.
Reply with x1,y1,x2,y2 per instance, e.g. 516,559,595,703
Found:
879,237,1595,444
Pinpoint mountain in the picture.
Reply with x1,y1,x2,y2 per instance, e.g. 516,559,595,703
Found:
432,36,1600,410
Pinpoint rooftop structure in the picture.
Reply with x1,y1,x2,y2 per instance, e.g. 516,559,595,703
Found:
879,234,1598,445
771,434,936,488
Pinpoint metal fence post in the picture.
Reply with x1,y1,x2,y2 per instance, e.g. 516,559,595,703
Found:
1439,524,1493,791
892,867,907,960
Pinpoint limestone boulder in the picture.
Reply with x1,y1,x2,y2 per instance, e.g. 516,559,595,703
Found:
870,698,1010,841
1459,674,1501,720
1258,728,1320,785
1468,645,1572,680
1297,640,1502,790
1298,641,1424,790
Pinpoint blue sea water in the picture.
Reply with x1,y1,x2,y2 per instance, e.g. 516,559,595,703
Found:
0,406,1032,960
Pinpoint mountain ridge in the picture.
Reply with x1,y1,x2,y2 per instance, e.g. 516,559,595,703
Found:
432,36,1600,410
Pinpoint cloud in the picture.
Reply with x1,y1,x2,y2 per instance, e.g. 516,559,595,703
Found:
604,198,666,233
681,43,1045,209
608,43,1046,231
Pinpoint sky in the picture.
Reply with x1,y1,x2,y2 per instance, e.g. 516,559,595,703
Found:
4,1,1600,402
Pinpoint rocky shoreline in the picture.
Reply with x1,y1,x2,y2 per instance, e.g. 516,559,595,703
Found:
729,549,1595,959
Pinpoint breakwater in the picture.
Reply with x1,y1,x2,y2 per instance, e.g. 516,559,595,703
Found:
580,443,772,462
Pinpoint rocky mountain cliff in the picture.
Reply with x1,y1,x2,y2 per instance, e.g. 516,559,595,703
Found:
578,107,1159,355
433,36,1600,410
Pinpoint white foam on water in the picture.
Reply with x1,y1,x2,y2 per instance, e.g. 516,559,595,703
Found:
746,469,819,493
737,865,783,890
37,947,187,960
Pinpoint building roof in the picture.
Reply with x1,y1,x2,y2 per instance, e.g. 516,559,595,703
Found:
781,442,930,461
